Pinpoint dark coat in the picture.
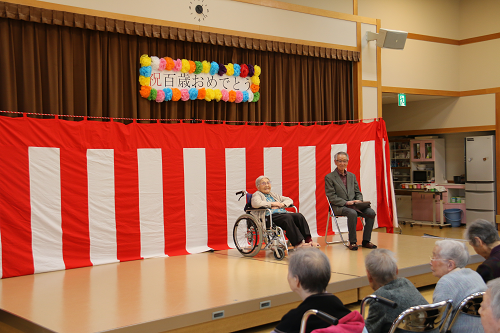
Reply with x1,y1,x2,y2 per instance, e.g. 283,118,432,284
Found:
324,170,363,216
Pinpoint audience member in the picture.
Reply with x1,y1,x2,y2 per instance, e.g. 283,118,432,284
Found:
431,240,486,333
480,277,500,333
364,249,428,333
465,219,500,283
272,248,353,333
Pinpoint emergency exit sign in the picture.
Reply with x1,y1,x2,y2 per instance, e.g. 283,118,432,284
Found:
398,93,406,106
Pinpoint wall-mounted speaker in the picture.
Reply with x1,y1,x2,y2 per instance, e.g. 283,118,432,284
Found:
366,29,408,50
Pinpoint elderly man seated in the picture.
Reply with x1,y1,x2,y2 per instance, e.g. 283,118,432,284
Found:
272,248,363,333
251,176,319,248
479,277,500,333
364,248,428,333
465,219,500,283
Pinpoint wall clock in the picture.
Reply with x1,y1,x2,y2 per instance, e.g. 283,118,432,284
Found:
189,0,209,22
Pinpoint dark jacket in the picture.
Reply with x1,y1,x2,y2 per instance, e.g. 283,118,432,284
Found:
477,244,500,283
274,293,351,333
325,170,363,216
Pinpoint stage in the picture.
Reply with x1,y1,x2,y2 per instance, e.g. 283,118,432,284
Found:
0,231,482,333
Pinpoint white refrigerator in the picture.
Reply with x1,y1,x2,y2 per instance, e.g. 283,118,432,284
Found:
465,135,496,223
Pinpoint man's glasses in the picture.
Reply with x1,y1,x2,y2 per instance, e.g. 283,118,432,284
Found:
336,160,348,164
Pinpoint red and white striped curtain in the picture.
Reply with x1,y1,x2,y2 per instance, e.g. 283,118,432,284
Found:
0,115,395,278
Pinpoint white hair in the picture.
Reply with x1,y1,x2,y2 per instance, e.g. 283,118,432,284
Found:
435,240,469,268
487,278,500,320
365,249,398,286
255,176,270,189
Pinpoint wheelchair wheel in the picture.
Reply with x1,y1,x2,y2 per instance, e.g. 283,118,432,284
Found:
233,214,263,257
273,247,285,261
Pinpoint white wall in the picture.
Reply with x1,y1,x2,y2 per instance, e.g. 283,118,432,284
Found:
43,0,357,47
358,0,460,39
382,39,460,91
277,0,353,14
384,94,496,132
459,0,500,38
460,40,500,91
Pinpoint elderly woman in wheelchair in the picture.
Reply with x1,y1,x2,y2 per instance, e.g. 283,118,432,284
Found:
232,176,318,260
252,176,319,249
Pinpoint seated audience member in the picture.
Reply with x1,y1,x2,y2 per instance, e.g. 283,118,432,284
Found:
479,277,500,333
465,219,500,283
364,249,428,333
431,240,486,333
324,151,377,251
251,176,319,248
273,248,360,333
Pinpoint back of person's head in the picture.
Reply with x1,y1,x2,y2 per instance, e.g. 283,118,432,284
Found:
365,249,398,286
288,248,331,294
487,278,500,321
465,219,500,247
435,240,469,268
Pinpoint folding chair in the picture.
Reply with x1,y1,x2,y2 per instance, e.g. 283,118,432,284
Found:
324,196,364,246
299,309,338,333
446,291,484,333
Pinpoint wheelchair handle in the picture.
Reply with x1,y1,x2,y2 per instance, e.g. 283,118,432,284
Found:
360,295,397,317
235,191,245,201
300,310,338,333
372,295,397,308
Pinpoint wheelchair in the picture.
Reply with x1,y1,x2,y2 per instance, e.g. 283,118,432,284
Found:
360,295,452,333
232,191,292,260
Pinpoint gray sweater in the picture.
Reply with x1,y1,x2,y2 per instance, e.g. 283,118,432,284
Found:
433,268,486,333
365,277,428,333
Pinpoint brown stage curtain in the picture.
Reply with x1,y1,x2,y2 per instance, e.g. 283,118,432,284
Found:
0,2,356,123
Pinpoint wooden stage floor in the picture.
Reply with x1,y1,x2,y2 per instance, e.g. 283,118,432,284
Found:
0,230,482,333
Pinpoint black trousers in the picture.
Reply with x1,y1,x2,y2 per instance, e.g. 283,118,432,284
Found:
339,206,376,244
266,213,311,246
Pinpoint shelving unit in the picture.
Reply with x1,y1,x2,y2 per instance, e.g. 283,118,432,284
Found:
390,140,411,189
410,139,446,184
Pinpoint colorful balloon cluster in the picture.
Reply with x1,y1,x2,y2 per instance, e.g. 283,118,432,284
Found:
139,55,261,103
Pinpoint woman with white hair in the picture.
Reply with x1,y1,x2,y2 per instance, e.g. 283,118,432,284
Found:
251,176,319,248
431,239,486,333
479,277,500,333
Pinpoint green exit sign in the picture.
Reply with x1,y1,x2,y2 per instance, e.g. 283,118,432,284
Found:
398,93,406,106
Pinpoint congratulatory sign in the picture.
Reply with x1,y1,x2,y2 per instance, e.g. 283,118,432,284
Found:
138,55,261,103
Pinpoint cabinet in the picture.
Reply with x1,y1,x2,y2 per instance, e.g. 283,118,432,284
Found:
411,185,467,223
411,192,445,222
395,195,412,219
411,140,435,161
390,140,411,189
412,192,435,221
410,139,446,184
